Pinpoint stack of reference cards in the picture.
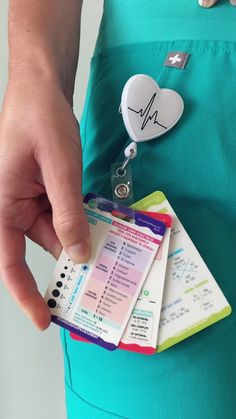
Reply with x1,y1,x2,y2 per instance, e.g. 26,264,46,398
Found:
45,192,231,354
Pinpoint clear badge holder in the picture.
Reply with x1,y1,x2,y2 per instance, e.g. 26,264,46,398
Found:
111,142,137,206
111,162,134,206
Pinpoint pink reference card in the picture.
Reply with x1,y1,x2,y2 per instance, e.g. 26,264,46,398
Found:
72,211,172,355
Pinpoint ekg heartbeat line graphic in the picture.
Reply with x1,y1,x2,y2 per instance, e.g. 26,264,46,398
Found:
128,93,168,131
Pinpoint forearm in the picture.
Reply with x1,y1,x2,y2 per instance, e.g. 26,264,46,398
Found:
8,0,83,102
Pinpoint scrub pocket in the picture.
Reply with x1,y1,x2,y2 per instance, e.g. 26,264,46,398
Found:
63,40,236,419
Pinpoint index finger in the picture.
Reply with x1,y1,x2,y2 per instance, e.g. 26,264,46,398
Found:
0,226,51,330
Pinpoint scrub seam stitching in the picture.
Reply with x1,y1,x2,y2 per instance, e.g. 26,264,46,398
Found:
65,377,129,419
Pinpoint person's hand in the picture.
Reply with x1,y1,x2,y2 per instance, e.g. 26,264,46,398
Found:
0,77,90,330
199,0,236,7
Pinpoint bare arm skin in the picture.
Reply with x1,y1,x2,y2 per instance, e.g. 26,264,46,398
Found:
0,0,90,330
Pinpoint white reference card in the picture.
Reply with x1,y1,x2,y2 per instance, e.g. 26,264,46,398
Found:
119,212,172,354
45,193,166,351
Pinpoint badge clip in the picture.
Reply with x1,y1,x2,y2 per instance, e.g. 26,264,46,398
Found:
111,142,137,206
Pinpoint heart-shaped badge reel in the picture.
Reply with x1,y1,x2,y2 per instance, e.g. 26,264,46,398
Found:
121,74,184,142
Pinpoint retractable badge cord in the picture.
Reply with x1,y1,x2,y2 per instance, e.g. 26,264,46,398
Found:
111,74,184,205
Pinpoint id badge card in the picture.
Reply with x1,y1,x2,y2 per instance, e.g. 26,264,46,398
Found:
45,193,166,351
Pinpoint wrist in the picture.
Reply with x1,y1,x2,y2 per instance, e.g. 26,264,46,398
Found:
8,44,74,105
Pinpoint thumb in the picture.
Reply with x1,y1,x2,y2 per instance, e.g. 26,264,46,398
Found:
42,142,91,264
198,0,218,7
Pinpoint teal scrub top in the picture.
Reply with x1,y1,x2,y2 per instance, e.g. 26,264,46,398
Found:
62,2,236,418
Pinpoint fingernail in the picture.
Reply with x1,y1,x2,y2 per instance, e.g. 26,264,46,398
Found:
199,0,216,7
229,0,236,6
67,241,90,263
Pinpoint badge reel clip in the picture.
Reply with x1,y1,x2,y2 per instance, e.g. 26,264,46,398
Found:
111,142,137,207
111,74,184,206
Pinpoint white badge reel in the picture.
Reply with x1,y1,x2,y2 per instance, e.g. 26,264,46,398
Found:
111,74,184,204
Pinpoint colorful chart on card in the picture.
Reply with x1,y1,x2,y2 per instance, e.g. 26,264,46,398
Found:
131,192,232,353
119,211,172,354
45,193,166,351
72,211,172,355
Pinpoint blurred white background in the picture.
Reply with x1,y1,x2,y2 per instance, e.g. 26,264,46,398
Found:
0,1,103,418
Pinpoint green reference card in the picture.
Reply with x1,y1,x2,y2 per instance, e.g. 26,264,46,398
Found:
132,192,232,353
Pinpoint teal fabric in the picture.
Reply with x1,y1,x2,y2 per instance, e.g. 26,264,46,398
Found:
61,2,236,418
95,0,236,53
